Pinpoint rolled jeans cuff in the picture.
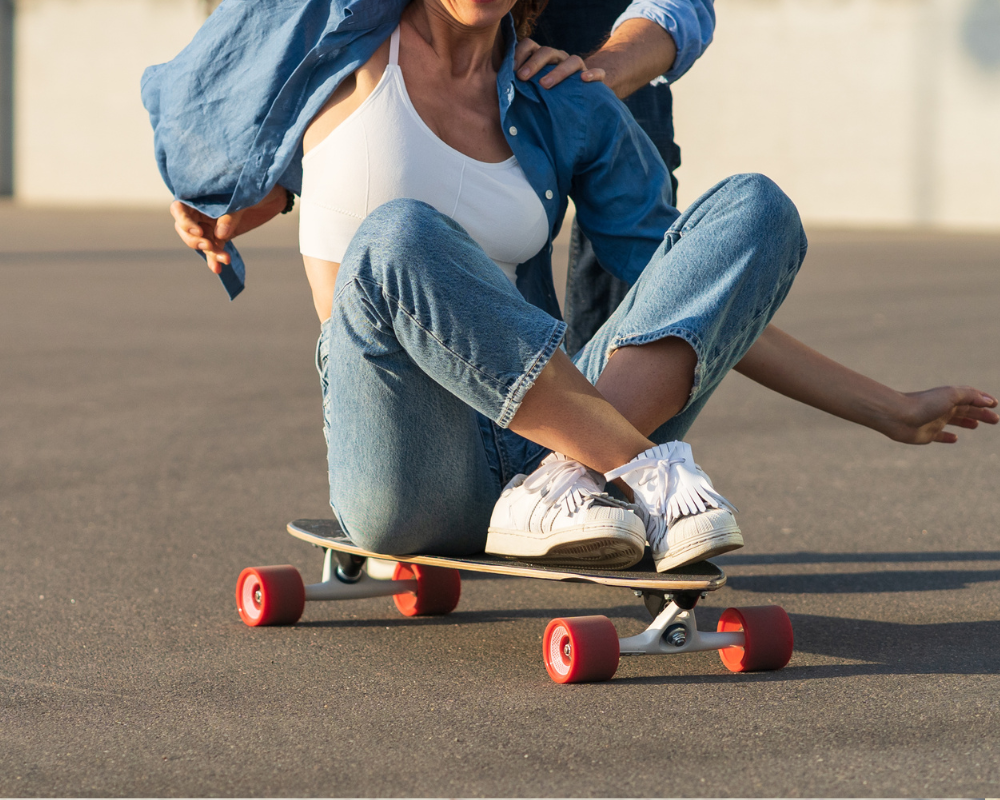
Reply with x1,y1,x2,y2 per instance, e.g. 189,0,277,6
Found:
496,318,567,428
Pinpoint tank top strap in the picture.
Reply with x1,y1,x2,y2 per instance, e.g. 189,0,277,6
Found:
389,25,400,66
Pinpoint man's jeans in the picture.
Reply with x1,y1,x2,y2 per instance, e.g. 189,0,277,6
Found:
317,174,808,556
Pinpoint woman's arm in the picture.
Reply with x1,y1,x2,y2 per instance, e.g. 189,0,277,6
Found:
735,325,999,444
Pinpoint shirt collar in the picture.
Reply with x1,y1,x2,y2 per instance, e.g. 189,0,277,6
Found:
497,13,519,116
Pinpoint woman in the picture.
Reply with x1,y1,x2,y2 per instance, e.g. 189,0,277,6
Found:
156,0,997,572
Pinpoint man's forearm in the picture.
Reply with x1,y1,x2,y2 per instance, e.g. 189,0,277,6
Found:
586,18,677,99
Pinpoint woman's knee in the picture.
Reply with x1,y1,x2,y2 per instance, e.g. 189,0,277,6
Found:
730,174,801,230
330,457,493,557
336,506,421,556
730,173,806,255
351,198,456,258
338,198,471,291
335,499,488,557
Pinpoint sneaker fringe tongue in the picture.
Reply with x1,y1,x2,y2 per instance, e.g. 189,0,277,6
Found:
661,460,735,525
605,442,737,526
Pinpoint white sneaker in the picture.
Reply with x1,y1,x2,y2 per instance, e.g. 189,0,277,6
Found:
605,442,743,572
486,452,646,569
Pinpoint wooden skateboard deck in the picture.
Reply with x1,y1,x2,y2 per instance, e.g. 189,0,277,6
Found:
288,518,727,592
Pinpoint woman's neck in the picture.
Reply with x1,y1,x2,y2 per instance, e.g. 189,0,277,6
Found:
405,1,506,77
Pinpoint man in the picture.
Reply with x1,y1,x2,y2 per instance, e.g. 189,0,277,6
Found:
515,0,714,354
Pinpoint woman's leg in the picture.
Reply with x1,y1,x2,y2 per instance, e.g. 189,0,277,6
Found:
509,174,806,467
323,198,567,556
325,176,804,562
319,314,498,556
507,174,807,570
570,172,809,446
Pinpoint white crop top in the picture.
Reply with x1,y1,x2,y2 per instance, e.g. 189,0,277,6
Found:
298,26,549,285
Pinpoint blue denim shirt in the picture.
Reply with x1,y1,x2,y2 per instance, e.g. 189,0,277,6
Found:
534,0,714,194
141,0,684,315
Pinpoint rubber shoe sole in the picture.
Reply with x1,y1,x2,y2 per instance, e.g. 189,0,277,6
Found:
654,510,744,572
486,518,646,570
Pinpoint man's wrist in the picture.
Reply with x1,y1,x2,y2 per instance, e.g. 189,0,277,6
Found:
583,51,624,97
589,18,676,99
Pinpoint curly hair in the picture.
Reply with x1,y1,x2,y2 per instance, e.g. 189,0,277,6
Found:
511,0,550,38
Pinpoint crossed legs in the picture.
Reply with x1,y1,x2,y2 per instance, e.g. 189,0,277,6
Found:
322,174,807,560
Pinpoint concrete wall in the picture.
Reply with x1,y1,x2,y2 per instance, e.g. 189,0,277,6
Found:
12,0,204,206
671,0,1000,230
1,0,13,195
8,0,1000,230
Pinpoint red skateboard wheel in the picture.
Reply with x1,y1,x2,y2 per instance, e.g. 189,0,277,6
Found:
717,605,794,672
543,616,620,684
392,563,461,616
236,565,305,627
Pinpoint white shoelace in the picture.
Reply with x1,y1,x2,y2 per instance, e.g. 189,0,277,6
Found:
519,455,622,516
606,456,685,517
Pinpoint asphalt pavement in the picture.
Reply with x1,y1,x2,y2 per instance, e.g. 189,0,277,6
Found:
2,202,999,797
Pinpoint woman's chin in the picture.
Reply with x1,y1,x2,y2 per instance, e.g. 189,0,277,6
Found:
437,0,515,29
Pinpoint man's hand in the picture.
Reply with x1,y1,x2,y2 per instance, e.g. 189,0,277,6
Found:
882,386,999,445
170,184,288,274
514,38,605,90
515,18,676,99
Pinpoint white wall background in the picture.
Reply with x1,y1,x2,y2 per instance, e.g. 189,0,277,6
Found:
10,0,1000,230
670,0,1000,230
13,0,204,206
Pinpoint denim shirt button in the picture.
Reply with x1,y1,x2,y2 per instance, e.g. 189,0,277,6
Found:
545,190,554,200
508,126,517,136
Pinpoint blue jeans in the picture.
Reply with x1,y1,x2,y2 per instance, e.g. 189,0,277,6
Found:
318,174,808,556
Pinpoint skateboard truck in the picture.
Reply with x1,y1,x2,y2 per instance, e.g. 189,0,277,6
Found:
300,548,418,602
619,591,744,657
637,588,702,617
326,548,365,583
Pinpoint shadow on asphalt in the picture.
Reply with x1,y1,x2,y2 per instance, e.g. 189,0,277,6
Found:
789,613,1000,673
716,550,1000,565
727,569,1000,594
297,604,651,629
300,602,1000,682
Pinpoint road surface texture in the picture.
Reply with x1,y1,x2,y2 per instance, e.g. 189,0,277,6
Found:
2,203,999,796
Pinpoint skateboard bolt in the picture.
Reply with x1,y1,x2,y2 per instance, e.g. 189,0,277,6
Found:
665,625,687,647
254,589,262,605
563,643,572,658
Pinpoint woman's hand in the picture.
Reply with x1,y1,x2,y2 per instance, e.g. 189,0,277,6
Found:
882,386,999,445
514,38,605,89
170,184,289,274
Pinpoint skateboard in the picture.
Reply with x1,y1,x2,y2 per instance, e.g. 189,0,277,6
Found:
235,518,794,683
